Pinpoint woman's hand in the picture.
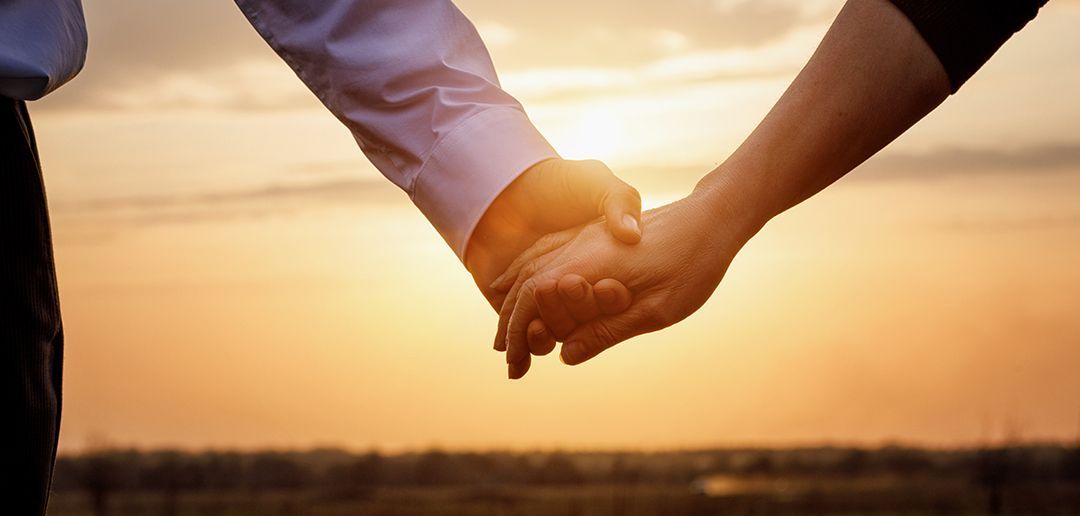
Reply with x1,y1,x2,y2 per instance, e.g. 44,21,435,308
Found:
491,175,767,378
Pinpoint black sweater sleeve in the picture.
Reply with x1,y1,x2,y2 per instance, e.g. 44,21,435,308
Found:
888,0,1050,92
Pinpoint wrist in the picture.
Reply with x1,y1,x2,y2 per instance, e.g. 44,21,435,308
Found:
465,184,534,282
691,162,773,246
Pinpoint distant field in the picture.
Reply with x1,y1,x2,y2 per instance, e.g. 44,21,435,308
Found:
46,480,1080,515
46,446,1080,515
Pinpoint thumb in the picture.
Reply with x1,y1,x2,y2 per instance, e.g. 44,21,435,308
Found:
598,174,643,246
571,160,642,245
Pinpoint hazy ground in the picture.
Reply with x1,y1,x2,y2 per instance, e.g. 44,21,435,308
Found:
47,445,1080,515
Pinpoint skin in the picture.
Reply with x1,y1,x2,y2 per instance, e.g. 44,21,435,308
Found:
464,157,639,360
494,0,954,378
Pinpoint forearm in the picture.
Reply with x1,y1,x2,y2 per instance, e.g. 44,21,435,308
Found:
696,0,950,234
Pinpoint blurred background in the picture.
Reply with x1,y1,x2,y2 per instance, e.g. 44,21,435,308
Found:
34,0,1080,513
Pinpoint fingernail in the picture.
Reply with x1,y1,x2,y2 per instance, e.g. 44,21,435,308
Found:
561,342,586,365
623,214,641,236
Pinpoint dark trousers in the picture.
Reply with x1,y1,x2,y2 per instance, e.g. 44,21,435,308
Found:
1,97,64,515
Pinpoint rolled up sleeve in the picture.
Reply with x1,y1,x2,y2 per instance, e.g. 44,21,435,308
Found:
234,0,558,259
888,0,1049,92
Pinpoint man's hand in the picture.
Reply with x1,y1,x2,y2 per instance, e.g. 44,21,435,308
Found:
464,158,641,368
491,172,767,378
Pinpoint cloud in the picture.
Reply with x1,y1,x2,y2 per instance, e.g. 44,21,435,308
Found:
464,0,839,69
606,142,1080,195
52,175,406,229
499,23,821,104
48,142,1080,242
35,0,298,113
34,0,839,114
861,143,1080,178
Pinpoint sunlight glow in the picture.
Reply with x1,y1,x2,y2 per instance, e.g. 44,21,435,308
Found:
551,105,628,162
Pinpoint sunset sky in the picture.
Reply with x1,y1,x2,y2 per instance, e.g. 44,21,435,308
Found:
32,0,1080,453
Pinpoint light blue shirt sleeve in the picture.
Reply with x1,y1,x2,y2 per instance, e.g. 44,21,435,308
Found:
234,0,560,260
0,0,87,100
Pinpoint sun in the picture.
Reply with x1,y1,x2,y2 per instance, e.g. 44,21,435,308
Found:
552,105,628,163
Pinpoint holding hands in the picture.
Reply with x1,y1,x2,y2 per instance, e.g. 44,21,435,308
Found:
478,0,962,378
491,170,765,379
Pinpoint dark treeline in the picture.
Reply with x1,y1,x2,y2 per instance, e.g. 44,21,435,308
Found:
47,445,1080,515
53,444,1080,494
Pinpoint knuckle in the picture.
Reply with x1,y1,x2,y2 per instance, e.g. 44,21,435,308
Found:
537,232,562,250
590,322,618,350
641,301,674,328
580,160,611,180
551,324,573,341
520,260,539,279
521,278,538,297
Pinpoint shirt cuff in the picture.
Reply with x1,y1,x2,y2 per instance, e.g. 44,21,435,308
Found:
410,107,559,261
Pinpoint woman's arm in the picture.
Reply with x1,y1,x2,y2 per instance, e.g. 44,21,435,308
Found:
696,0,951,230
704,0,1049,233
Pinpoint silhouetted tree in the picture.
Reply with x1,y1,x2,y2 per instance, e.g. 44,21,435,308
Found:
324,451,384,499
143,451,205,516
879,446,933,476
740,452,775,476
78,451,126,516
1060,445,1080,481
413,450,458,485
531,453,583,485
609,454,641,484
202,452,246,490
248,453,309,491
834,449,870,477
975,448,1012,515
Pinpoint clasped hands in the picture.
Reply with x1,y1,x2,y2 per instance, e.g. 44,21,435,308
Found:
466,158,765,379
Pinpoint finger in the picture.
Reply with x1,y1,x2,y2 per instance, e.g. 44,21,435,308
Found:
493,277,522,352
492,250,560,351
526,319,556,356
559,303,661,366
593,278,632,315
581,161,642,245
505,279,543,373
489,230,576,292
535,278,577,340
508,354,531,380
557,274,600,323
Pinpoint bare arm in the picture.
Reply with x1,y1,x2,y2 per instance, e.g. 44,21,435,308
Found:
697,0,951,231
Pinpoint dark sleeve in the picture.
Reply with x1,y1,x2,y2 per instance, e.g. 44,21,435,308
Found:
888,0,1050,92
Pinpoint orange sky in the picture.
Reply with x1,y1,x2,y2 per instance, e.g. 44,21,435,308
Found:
28,0,1080,453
